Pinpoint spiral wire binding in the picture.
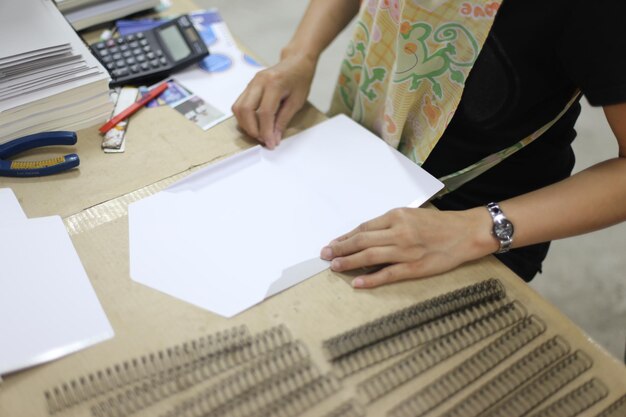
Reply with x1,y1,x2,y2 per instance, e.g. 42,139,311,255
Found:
594,393,626,417
440,336,571,417
244,373,340,417
323,401,366,417
481,350,594,417
526,378,609,417
388,314,547,417
322,278,506,360
91,340,309,417
172,368,338,417
160,359,316,417
356,302,530,404
44,325,252,414
333,297,508,378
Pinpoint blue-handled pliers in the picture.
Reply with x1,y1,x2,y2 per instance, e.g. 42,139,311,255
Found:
0,131,80,177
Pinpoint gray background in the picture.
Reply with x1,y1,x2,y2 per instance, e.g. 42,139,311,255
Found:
197,0,625,361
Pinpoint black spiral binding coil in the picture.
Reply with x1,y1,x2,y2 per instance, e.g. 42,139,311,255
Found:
594,393,626,417
322,278,506,360
527,378,609,417
333,297,508,378
91,340,309,417
388,313,547,417
481,350,594,417
166,368,339,417
160,359,316,417
440,336,571,417
44,325,252,414
323,401,366,417
356,302,530,404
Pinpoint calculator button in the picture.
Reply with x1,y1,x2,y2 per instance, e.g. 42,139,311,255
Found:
129,41,139,48
132,48,142,55
119,44,129,52
99,49,109,57
106,39,115,48
155,50,163,57
143,45,151,53
115,59,126,67
109,46,120,54
139,39,149,46
112,53,123,60
125,57,136,65
135,54,146,62
112,68,129,78
146,52,155,60
122,50,132,58
159,57,168,66
116,38,125,45
95,42,106,50
106,62,115,70
150,59,159,68
136,32,145,39
130,64,140,73
101,55,113,63
140,62,150,71
126,34,136,41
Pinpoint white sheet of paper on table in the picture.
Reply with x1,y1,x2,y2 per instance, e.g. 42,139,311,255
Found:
0,188,27,226
128,115,444,317
0,216,114,376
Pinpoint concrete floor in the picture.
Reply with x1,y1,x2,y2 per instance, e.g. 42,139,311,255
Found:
198,0,625,361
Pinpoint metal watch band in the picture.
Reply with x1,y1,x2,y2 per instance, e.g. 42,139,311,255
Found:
486,202,514,254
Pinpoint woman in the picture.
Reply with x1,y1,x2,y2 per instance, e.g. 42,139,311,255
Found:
232,0,626,287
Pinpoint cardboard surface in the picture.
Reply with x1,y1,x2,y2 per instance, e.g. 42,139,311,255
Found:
1,0,624,414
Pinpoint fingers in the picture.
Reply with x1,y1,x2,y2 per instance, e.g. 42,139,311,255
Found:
232,85,264,144
329,246,410,272
257,87,284,148
352,263,421,288
274,94,304,141
331,214,393,244
320,229,396,260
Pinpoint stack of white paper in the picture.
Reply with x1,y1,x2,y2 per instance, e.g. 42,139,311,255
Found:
129,115,444,317
0,188,114,376
55,0,161,31
0,0,113,144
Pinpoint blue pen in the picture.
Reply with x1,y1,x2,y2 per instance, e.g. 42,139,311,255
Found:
0,131,80,177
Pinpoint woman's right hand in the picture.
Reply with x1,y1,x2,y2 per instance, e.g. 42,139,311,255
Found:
232,52,316,149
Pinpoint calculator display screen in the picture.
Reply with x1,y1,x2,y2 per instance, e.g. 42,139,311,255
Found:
158,26,191,62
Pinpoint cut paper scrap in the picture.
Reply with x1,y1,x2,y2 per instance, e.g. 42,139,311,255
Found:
128,115,443,317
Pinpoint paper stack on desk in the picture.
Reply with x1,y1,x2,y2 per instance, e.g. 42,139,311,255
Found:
55,0,161,31
0,188,114,376
0,0,113,145
129,115,444,317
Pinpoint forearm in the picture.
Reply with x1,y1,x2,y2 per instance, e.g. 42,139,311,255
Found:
464,156,626,257
280,0,360,64
504,157,626,246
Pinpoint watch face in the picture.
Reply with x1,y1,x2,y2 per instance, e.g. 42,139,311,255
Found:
494,220,514,239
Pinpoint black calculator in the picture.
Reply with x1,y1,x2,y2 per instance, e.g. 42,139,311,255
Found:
90,15,209,87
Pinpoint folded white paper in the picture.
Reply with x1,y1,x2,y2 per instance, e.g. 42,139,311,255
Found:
129,115,443,317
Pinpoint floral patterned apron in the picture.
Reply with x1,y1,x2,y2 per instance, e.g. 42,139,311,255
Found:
328,0,578,197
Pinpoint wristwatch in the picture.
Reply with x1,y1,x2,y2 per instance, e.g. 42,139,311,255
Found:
486,202,514,253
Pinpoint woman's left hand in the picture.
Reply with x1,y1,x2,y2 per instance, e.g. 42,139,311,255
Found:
320,207,497,288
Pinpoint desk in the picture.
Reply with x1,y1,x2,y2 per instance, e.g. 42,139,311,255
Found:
1,3,625,416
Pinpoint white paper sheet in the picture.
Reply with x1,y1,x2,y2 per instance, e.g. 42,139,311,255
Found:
0,216,114,376
129,115,444,317
0,188,26,226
